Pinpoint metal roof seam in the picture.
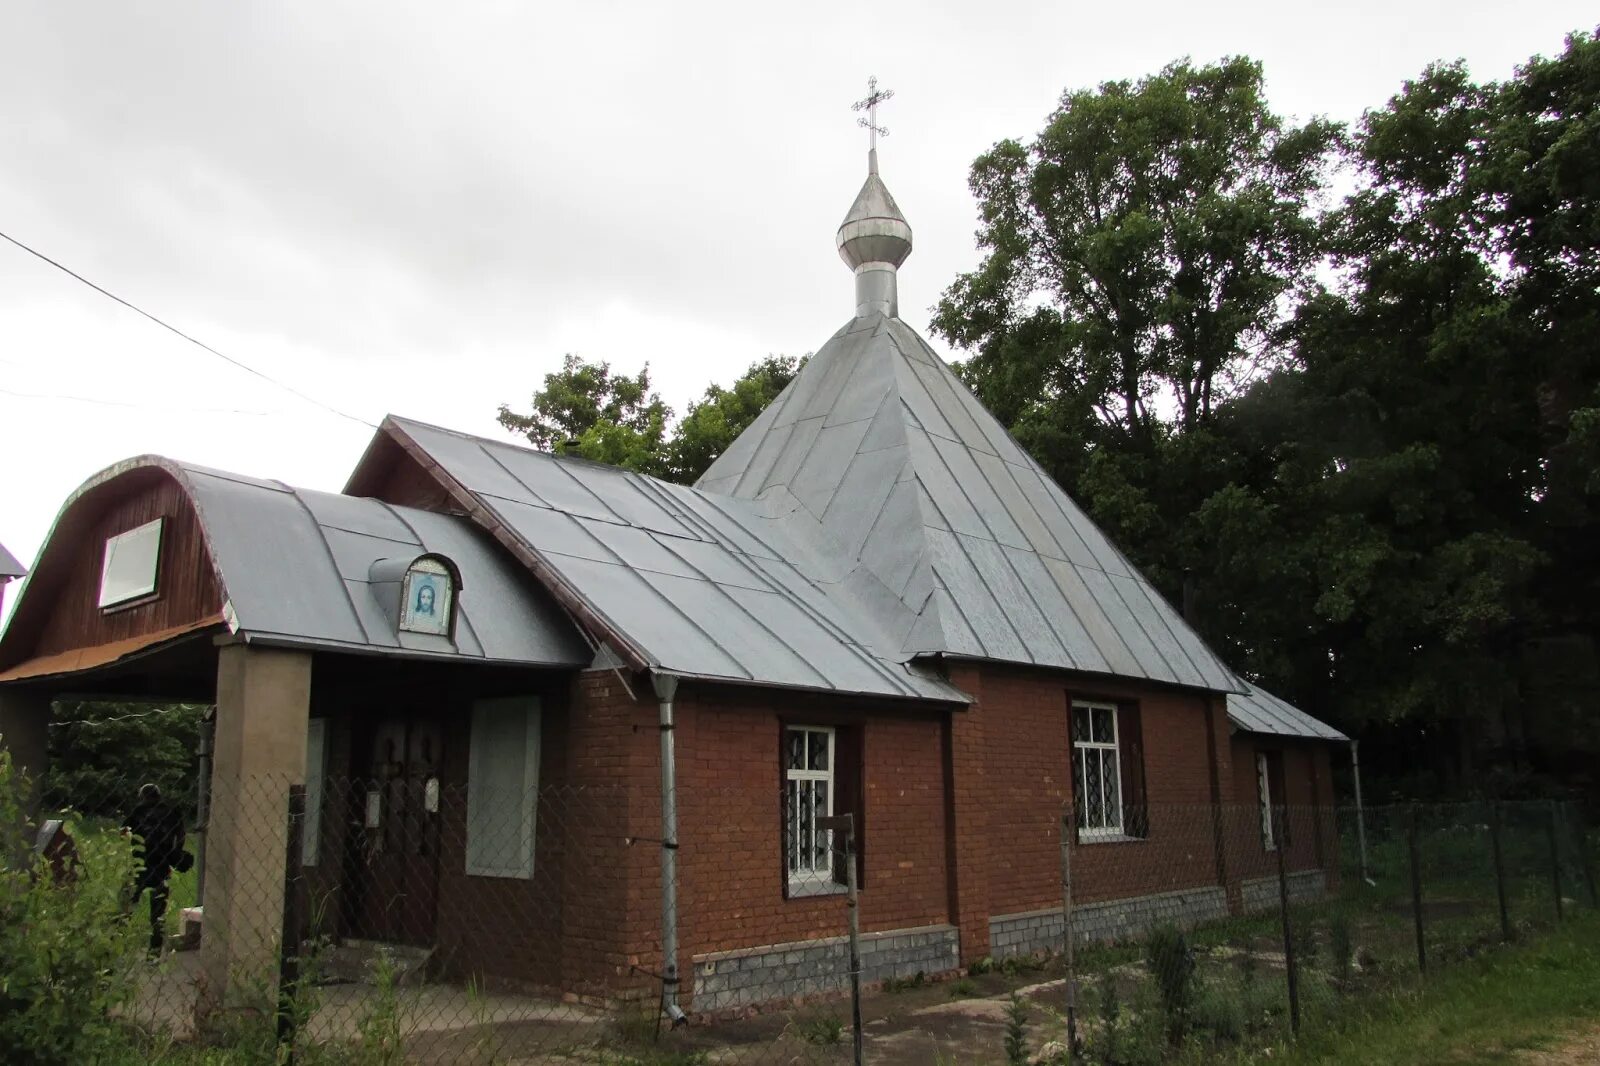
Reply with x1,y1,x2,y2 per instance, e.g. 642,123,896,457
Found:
912,489,1001,660
646,533,839,691
282,485,381,646
1088,562,1190,686
691,494,924,696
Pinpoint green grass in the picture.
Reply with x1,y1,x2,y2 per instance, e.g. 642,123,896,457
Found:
1220,912,1600,1065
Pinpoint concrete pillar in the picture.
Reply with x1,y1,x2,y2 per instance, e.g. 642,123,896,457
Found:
0,686,53,812
199,644,312,1012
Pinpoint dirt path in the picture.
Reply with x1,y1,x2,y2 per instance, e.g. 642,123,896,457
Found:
1517,1021,1600,1064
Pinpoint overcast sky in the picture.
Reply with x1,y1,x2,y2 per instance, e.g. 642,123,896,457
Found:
1,1,1593,619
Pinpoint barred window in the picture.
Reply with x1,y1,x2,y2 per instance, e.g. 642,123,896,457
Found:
1071,702,1123,837
783,725,834,892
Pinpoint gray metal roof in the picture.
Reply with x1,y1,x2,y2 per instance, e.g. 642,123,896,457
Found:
383,417,967,703
0,541,23,580
1227,681,1347,742
2,455,590,669
696,312,1244,694
177,460,590,665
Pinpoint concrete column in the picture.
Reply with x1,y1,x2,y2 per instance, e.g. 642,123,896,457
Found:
0,685,52,812
199,644,312,1012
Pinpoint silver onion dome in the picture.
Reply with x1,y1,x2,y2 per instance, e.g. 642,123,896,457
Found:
836,148,913,318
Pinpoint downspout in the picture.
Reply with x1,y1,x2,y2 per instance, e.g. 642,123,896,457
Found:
653,673,686,1025
1351,739,1373,886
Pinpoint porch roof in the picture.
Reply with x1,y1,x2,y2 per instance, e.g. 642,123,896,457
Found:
1226,681,1347,742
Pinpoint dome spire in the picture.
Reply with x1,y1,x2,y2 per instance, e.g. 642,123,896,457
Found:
837,77,912,319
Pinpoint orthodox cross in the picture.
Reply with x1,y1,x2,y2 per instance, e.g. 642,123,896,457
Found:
851,76,894,155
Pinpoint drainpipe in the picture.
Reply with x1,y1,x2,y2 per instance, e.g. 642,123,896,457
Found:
1351,739,1373,886
653,673,686,1026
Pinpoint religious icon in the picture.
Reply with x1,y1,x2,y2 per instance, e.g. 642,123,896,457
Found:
399,556,454,636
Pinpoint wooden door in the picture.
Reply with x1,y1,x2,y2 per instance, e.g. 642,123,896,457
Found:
345,715,443,945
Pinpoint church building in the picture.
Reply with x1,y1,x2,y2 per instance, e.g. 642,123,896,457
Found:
0,121,1343,1013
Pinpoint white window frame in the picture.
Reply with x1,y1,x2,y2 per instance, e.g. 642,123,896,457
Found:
784,725,836,893
1072,701,1124,840
303,718,327,866
466,697,541,879
97,517,164,608
1258,752,1277,852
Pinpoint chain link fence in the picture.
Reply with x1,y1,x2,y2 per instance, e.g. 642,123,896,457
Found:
7,763,1597,1064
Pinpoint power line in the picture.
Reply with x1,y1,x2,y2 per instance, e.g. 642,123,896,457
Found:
0,385,274,417
0,228,377,429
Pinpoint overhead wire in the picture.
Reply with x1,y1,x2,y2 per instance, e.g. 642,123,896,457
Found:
0,228,377,429
0,385,274,417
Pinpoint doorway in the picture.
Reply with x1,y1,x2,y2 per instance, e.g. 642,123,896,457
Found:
343,713,443,946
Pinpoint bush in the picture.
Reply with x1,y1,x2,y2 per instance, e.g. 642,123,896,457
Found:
0,751,144,1065
1004,992,1029,1065
1143,925,1196,1042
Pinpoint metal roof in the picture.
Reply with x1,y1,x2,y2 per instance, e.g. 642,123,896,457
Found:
1,455,590,671
1226,681,1347,742
696,312,1244,695
179,461,590,665
0,541,23,579
382,417,968,704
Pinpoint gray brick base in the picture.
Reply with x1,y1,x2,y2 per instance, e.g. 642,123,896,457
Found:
990,886,1230,959
690,923,959,1011
1240,869,1326,912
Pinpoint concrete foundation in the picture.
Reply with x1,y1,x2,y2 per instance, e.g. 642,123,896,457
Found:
198,644,312,1011
691,923,960,1011
1240,870,1326,913
990,885,1231,959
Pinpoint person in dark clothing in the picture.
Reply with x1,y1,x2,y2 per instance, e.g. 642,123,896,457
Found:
124,783,186,955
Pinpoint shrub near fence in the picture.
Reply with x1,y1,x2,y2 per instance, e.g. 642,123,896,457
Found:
2,763,1596,1065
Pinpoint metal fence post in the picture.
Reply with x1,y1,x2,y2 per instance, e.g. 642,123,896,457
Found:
1490,801,1511,942
1573,802,1599,908
1547,800,1565,922
821,813,864,1066
1059,813,1078,1059
276,784,307,1061
1408,805,1426,977
1274,805,1300,1037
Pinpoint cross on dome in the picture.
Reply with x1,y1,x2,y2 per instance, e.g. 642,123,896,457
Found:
851,76,894,173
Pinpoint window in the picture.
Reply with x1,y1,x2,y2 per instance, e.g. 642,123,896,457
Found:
1072,702,1123,837
98,517,163,608
303,718,327,866
1257,750,1288,851
466,697,541,878
784,726,835,892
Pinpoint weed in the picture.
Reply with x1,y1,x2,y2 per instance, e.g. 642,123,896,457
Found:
1091,972,1120,1064
1003,993,1029,1066
948,978,978,998
882,971,927,992
1143,925,1196,1043
1330,913,1354,990
968,955,997,976
794,1013,844,1045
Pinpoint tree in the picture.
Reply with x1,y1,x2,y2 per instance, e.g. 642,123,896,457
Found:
934,57,1340,479
498,353,804,485
667,355,804,482
44,701,204,818
497,354,674,478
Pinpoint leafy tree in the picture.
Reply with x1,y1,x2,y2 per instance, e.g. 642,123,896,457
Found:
45,701,204,819
497,353,674,478
498,353,804,485
669,354,804,482
934,56,1339,469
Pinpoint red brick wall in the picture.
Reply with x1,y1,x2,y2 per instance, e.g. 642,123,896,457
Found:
670,686,952,970
1224,735,1339,888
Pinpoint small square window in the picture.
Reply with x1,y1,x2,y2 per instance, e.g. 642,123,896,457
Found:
98,518,163,608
